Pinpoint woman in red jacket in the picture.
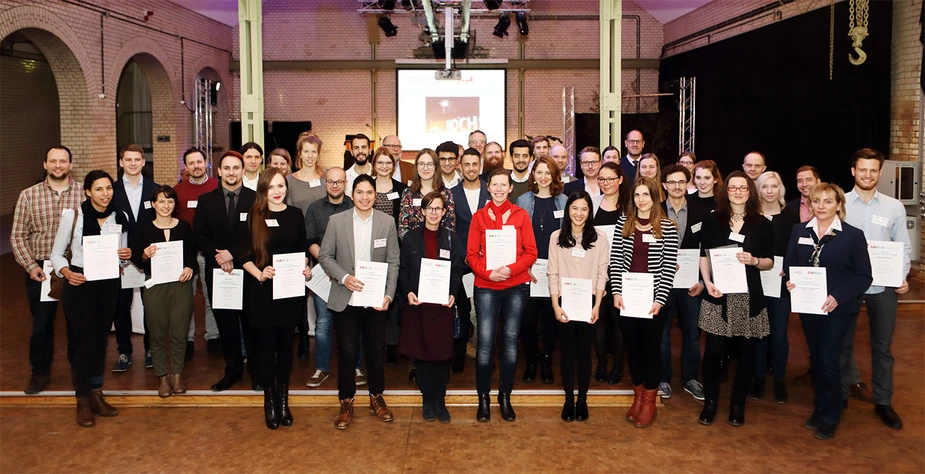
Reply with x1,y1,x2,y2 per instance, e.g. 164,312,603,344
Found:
467,167,538,423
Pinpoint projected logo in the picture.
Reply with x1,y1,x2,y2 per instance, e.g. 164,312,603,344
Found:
426,97,479,134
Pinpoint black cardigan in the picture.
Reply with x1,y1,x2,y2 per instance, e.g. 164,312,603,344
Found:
129,219,199,279
398,225,467,301
700,212,773,317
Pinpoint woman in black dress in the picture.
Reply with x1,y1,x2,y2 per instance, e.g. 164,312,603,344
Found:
241,168,312,430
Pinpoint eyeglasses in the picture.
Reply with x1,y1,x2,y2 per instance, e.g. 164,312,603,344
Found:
469,140,486,146
438,157,457,163
727,185,750,193
626,139,642,145
375,161,394,167
666,180,688,187
417,162,435,169
326,180,346,186
597,177,619,184
580,160,601,166
384,144,402,149
424,206,445,214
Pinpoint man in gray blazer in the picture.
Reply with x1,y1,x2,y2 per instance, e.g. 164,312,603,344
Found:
318,174,400,430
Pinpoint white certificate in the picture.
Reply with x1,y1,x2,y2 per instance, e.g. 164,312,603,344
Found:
272,252,306,300
212,269,244,310
621,272,655,319
560,277,593,322
418,258,451,305
353,261,389,307
83,234,120,281
121,263,146,289
530,259,550,297
306,264,331,303
462,273,474,298
150,241,184,285
485,227,517,271
708,247,748,294
40,260,57,302
672,249,700,289
595,225,615,261
867,240,903,287
789,266,828,315
760,256,784,298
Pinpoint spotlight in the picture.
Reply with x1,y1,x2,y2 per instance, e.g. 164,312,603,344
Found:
378,0,396,10
515,11,528,35
209,82,219,106
401,0,422,10
431,40,468,59
492,13,511,38
378,16,398,37
484,0,502,9
214,81,221,92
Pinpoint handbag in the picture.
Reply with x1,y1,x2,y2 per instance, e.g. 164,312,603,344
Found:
47,211,78,300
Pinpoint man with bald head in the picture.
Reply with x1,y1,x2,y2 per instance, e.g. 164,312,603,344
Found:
549,144,573,183
742,152,767,181
621,130,645,181
468,130,487,157
381,135,403,181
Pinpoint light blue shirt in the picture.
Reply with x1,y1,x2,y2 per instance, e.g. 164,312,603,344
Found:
844,188,911,294
123,174,144,220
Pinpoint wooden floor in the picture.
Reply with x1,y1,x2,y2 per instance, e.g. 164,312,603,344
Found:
1,252,923,472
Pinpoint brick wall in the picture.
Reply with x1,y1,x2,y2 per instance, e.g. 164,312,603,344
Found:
0,0,232,215
0,53,60,215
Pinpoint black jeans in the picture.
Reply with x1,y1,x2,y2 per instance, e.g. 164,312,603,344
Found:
257,325,295,387
335,306,387,399
206,271,259,379
60,271,119,398
114,287,149,355
453,285,474,358
25,269,62,375
594,293,624,374
618,311,668,390
415,359,450,405
558,320,594,396
702,332,757,405
521,297,557,362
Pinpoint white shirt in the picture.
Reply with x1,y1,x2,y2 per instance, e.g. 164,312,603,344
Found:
347,209,374,307
562,175,573,183
443,172,462,189
583,177,601,198
122,174,144,220
346,165,371,195
806,216,843,240
463,185,480,215
243,173,259,191
511,171,529,183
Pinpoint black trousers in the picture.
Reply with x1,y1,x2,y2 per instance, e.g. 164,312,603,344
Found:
618,311,668,390
521,297,557,361
453,285,473,358
60,272,119,398
206,271,258,379
24,267,65,375
594,293,624,374
114,287,149,355
558,320,594,396
415,359,450,404
257,325,295,387
335,306,387,399
702,332,757,405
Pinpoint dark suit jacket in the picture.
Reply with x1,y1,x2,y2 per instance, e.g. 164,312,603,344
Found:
563,178,587,198
192,185,257,275
661,198,710,250
450,181,489,251
620,157,638,182
398,226,468,300
786,197,801,214
112,176,159,235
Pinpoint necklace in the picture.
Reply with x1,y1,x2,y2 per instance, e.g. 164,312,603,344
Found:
634,221,652,232
536,197,552,232
731,212,746,223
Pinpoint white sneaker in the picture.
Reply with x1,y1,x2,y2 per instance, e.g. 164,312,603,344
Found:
659,382,672,399
355,368,368,386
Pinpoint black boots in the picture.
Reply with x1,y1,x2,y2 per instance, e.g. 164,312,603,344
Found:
498,392,516,422
523,357,537,383
561,394,575,422
699,399,718,425
540,353,554,384
278,384,293,426
728,403,745,427
264,385,280,430
575,394,589,421
477,393,491,422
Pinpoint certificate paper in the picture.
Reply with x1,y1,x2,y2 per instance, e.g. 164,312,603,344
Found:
462,273,474,298
595,225,615,261
485,227,517,271
708,247,748,294
40,260,57,302
560,278,593,322
621,272,655,319
672,249,700,289
418,258,451,305
83,234,120,281
273,252,306,300
530,259,550,297
867,240,903,287
306,264,331,303
150,241,184,285
760,256,784,298
212,269,244,310
353,261,388,307
789,266,828,315
121,263,146,289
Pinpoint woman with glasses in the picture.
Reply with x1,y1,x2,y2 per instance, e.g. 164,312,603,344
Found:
697,171,773,427
678,151,697,194
693,160,723,210
399,191,468,423
372,146,407,365
398,149,456,240
516,156,566,384
751,171,800,404
468,167,538,423
287,132,327,211
590,162,626,384
783,183,871,440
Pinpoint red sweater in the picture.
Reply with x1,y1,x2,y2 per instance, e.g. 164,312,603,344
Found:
174,176,219,226
466,204,538,290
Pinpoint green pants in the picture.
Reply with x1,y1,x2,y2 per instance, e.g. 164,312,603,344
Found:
143,281,194,376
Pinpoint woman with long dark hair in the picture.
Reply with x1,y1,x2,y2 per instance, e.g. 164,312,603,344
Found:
398,148,456,239
591,162,626,384
693,160,722,210
241,168,312,430
51,170,131,427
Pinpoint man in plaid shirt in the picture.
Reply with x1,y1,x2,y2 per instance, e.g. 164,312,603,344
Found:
11,146,84,394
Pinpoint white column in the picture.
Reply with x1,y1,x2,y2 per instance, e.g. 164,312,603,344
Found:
238,0,265,147
599,0,622,150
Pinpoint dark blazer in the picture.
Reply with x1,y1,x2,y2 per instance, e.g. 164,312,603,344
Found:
450,181,490,252
620,158,638,183
783,220,872,315
112,176,159,234
699,212,773,317
398,226,468,301
661,198,710,250
563,178,586,198
192,185,257,275
785,197,801,214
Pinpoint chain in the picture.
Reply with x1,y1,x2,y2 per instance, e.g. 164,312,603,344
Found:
829,0,835,80
849,0,855,29
861,0,869,28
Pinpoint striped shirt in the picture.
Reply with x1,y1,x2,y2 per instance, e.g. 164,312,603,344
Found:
608,215,679,306
11,178,84,273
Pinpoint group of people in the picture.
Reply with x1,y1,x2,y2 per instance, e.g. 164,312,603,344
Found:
11,129,911,440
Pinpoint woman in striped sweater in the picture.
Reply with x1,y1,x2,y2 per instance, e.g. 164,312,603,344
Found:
609,177,679,428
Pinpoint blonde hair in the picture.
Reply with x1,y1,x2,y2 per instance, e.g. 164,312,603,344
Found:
809,182,847,221
296,131,324,175
755,171,786,209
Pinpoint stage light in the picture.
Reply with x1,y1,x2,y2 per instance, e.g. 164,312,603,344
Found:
214,81,221,91
378,16,398,37
516,11,528,35
378,0,396,10
401,0,422,10
484,0,503,9
431,39,468,59
492,13,511,38
210,82,220,106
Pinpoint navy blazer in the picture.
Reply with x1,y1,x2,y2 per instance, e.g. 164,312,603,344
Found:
785,198,801,214
620,158,638,183
783,221,872,316
112,176,159,235
450,181,489,252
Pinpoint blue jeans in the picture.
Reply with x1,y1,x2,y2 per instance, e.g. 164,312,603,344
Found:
802,310,858,426
841,290,897,405
474,284,529,394
659,288,702,385
756,295,791,381
315,297,362,372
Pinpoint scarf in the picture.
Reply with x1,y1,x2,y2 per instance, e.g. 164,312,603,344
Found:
485,199,512,228
81,199,125,236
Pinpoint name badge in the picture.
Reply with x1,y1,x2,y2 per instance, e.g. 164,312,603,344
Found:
187,200,198,209
387,192,399,200
266,219,279,227
871,215,889,227
798,237,815,246
553,210,564,219
729,232,745,243
374,238,387,248
502,225,515,231
764,214,773,221
144,201,152,209
240,212,248,222
107,224,123,234
642,234,657,243
412,198,422,207
309,179,321,188
571,247,586,258
691,222,702,234
440,249,451,259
